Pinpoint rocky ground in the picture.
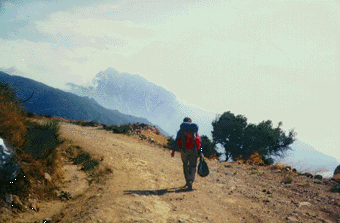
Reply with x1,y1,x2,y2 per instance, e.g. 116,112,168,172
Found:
1,122,340,223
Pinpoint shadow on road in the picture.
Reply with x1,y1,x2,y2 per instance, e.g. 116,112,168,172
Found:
124,186,195,196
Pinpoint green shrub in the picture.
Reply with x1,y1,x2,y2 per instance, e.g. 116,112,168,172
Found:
68,120,83,126
262,157,274,166
27,112,36,117
71,150,99,171
25,120,61,159
103,124,130,134
69,120,100,127
73,152,91,165
82,159,99,171
282,177,293,184
0,83,64,203
81,120,99,127
329,185,340,193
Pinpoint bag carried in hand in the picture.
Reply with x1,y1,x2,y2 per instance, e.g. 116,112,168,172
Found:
198,156,209,177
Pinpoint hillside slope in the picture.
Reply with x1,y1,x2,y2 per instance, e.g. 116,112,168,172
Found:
280,140,340,178
0,71,168,135
6,123,339,223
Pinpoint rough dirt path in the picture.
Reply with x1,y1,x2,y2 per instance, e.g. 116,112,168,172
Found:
14,123,339,223
56,123,284,223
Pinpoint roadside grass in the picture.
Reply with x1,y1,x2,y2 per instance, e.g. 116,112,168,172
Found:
207,153,220,160
73,152,91,165
102,124,130,134
87,167,113,185
18,119,65,201
63,144,100,171
61,142,112,185
271,163,287,170
68,120,100,127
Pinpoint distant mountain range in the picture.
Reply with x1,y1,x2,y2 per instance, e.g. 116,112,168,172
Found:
1,68,338,177
0,71,168,136
65,67,339,177
66,67,218,138
278,140,339,178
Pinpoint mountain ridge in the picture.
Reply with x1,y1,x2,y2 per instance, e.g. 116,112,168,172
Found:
66,67,218,138
281,139,339,177
0,71,169,136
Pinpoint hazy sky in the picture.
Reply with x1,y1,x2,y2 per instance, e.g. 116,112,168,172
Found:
0,0,339,163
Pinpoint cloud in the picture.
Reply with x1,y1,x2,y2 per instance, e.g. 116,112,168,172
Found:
35,11,154,38
1,1,340,163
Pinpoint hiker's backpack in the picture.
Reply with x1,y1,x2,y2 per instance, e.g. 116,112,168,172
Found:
179,122,199,152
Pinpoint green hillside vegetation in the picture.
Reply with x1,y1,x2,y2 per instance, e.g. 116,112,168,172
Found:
1,82,63,202
0,81,170,214
0,82,107,210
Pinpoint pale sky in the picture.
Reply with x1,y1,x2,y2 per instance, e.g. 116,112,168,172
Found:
0,0,339,163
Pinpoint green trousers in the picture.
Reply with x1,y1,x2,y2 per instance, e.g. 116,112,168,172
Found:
180,149,198,185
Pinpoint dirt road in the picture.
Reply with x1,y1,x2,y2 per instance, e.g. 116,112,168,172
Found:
58,123,281,223
12,123,340,222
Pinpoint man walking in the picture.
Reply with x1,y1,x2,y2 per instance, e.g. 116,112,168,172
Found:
171,117,203,191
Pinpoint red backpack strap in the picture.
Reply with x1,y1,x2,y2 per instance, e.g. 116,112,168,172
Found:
181,132,198,154
181,132,186,150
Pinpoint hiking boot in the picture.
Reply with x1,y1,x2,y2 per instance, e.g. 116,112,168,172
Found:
187,184,193,191
185,181,193,191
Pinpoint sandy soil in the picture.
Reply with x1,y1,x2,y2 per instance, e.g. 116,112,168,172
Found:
7,123,340,222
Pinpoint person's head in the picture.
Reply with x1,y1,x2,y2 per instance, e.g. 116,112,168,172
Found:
183,117,192,123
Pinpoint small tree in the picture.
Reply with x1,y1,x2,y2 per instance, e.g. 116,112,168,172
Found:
212,111,247,161
212,111,296,161
200,135,221,158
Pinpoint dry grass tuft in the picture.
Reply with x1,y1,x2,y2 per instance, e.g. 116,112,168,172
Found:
140,129,168,146
271,163,287,170
234,155,244,162
245,152,264,165
207,153,220,160
0,95,28,148
281,176,293,184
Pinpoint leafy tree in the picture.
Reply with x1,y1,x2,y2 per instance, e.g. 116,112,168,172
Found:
212,111,296,161
200,135,221,158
